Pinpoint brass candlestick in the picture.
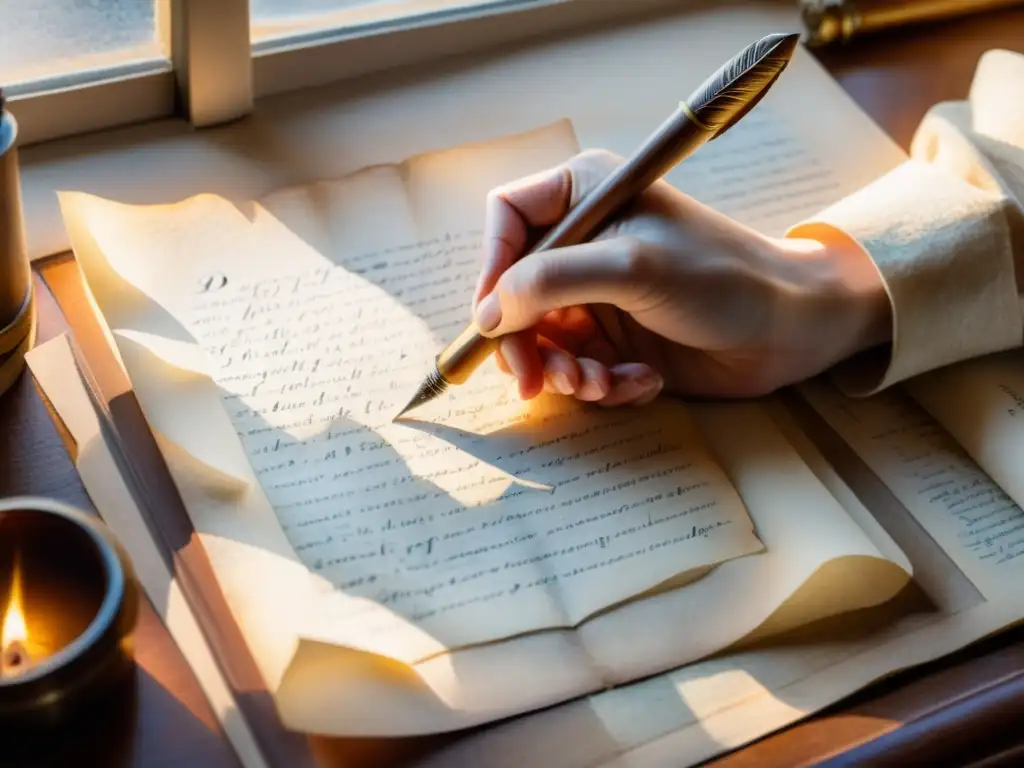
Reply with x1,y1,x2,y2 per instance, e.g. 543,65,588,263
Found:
800,0,1024,47
0,89,35,399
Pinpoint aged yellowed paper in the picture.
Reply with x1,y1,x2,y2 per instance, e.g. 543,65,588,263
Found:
51,36,936,740
905,351,1024,527
35,327,1016,768
57,120,911,738
412,386,1024,767
802,376,1024,600
25,335,269,768
42,9,1024,757
61,119,767,657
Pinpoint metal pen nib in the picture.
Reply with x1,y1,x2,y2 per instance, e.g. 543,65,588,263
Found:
394,324,497,420
394,32,800,419
393,367,449,420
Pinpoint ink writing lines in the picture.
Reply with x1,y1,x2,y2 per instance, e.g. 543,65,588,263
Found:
381,516,733,625
900,422,1024,564
808,385,1024,569
672,109,841,235
997,382,1024,418
180,224,751,637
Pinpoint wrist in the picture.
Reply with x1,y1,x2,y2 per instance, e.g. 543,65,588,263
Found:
775,227,892,367
820,227,892,353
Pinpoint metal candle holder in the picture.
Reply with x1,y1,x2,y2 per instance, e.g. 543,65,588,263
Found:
0,497,139,744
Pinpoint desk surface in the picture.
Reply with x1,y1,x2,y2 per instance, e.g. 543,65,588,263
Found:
5,6,1024,766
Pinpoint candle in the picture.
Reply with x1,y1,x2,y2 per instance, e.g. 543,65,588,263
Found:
0,552,58,680
2,553,33,677
0,497,139,743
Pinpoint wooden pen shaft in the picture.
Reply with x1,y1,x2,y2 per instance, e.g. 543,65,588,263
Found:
532,106,712,252
437,324,499,384
437,105,714,384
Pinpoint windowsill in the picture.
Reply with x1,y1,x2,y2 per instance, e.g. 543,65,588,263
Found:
20,2,804,263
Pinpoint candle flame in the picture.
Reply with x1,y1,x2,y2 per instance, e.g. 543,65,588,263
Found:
2,553,27,650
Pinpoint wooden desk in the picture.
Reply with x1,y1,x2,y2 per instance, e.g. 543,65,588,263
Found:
0,274,241,768
4,5,1024,765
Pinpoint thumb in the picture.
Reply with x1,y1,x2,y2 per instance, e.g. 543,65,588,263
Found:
474,237,649,336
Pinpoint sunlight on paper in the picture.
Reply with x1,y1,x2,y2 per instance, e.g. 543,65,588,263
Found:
201,531,453,666
57,121,767,669
191,235,526,507
674,667,807,745
115,329,216,378
175,202,762,648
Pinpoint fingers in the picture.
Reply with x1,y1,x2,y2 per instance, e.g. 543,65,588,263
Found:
476,149,661,408
520,345,663,407
474,149,623,308
475,236,649,337
599,363,664,406
535,349,609,401
577,358,613,401
498,331,544,400
474,167,567,307
540,346,581,396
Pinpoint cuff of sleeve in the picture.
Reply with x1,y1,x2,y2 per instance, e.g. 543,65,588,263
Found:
787,160,1020,396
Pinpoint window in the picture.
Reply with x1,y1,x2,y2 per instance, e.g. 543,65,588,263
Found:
4,0,677,146
0,0,163,85
10,0,689,264
1,0,172,145
250,0,518,44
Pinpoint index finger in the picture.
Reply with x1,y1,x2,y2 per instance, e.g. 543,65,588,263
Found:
473,163,573,308
474,149,625,308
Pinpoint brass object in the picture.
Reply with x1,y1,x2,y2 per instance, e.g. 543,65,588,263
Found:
800,0,1023,47
0,497,139,744
396,31,801,419
0,284,35,397
0,89,33,398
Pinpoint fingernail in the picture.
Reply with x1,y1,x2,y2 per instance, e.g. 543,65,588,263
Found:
578,379,608,401
553,372,574,395
637,371,663,391
604,371,663,405
630,371,664,400
502,341,527,380
475,294,501,332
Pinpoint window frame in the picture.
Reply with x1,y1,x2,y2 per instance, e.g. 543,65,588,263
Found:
8,64,175,147
250,0,684,97
7,0,683,146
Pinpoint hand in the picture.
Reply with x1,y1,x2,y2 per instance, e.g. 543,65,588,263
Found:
472,149,891,405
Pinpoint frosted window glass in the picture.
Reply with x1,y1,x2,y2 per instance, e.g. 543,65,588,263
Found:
0,0,161,85
253,0,423,22
251,0,519,42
